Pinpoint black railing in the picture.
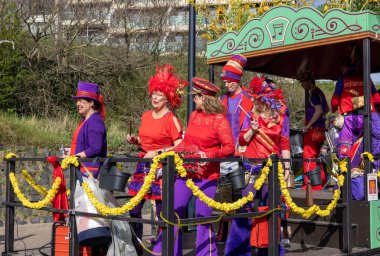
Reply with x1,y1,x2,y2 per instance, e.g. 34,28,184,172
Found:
2,155,352,256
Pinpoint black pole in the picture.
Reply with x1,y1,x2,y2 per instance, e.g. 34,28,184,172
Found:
363,38,372,201
69,165,78,256
187,1,196,122
268,154,279,256
342,158,352,253
4,160,15,254
161,156,175,256
208,64,215,83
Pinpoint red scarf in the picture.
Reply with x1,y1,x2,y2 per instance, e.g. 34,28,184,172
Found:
47,156,68,222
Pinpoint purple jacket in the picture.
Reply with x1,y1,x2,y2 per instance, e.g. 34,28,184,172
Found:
73,112,107,176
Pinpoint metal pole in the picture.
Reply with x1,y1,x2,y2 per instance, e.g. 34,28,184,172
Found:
4,160,15,254
208,64,215,83
342,158,352,253
69,165,78,256
187,1,196,122
161,156,175,256
363,38,372,201
268,154,279,256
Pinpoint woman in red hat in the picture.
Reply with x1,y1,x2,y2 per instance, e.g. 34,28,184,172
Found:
126,64,187,254
70,82,138,255
225,77,290,256
153,77,235,256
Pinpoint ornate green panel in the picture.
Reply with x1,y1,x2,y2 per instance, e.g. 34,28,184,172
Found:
207,6,380,60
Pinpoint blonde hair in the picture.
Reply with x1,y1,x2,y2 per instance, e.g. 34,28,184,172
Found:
202,95,225,115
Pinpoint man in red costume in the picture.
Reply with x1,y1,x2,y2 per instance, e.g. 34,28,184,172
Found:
331,57,380,168
299,73,329,190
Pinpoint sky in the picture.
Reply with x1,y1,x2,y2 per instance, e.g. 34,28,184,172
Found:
372,73,380,85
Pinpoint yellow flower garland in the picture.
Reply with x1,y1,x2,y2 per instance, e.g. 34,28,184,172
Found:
360,152,379,178
9,172,62,209
61,155,79,170
82,154,159,216
6,152,19,159
278,159,346,219
22,170,48,196
82,151,255,215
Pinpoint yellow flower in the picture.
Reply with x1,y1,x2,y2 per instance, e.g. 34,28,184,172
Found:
278,160,345,219
10,172,61,209
361,152,374,163
6,152,19,159
22,170,48,196
61,155,79,170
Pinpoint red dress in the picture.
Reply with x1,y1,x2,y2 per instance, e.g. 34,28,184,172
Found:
239,113,287,158
176,110,235,180
128,110,182,200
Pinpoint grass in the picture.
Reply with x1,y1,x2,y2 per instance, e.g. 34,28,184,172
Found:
0,111,129,151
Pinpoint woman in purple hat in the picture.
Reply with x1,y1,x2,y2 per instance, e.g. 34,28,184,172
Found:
70,82,138,255
152,77,234,256
70,81,107,177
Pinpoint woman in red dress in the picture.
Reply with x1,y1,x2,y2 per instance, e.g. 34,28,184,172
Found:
126,64,187,254
152,77,235,255
226,77,290,256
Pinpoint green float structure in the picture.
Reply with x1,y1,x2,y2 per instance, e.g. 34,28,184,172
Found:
207,6,380,252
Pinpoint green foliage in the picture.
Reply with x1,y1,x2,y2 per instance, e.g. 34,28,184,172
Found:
0,1,30,112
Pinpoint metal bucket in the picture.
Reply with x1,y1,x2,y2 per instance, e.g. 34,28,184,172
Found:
306,166,322,186
226,165,246,191
99,165,130,192
290,129,304,157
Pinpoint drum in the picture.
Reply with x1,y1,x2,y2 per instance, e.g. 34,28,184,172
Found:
325,127,340,153
290,129,304,157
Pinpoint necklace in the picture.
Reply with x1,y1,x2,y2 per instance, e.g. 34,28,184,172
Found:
152,108,169,119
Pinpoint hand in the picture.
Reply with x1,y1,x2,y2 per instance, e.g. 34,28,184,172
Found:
303,125,310,133
63,148,71,157
143,150,157,159
250,119,259,132
197,151,207,166
126,134,138,145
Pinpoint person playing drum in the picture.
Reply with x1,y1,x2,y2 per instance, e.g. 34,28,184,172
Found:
217,54,253,243
299,71,329,191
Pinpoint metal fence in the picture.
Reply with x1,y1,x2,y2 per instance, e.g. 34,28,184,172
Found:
2,155,353,256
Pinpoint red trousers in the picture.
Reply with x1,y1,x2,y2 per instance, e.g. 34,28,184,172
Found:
303,127,326,190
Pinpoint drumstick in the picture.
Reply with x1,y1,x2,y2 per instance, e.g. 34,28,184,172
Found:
238,105,253,121
129,118,132,136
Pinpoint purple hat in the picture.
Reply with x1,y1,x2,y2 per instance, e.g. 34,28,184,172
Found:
73,82,100,102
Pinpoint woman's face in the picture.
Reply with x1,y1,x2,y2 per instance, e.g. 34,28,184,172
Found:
193,93,204,110
76,98,93,116
151,91,168,110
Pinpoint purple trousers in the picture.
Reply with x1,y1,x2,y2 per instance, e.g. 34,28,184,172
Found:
338,112,380,200
338,113,380,169
225,183,285,256
153,177,218,256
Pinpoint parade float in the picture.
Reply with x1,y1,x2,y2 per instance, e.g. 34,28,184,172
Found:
206,5,380,251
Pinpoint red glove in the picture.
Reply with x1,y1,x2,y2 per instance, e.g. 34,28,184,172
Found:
331,95,340,113
372,92,380,105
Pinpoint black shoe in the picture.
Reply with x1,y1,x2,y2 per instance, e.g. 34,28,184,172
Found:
216,238,226,245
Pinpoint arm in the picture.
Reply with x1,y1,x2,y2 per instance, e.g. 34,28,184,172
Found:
304,104,323,132
83,122,106,157
331,79,344,113
204,116,235,158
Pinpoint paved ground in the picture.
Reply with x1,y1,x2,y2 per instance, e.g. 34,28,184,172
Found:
0,220,373,256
